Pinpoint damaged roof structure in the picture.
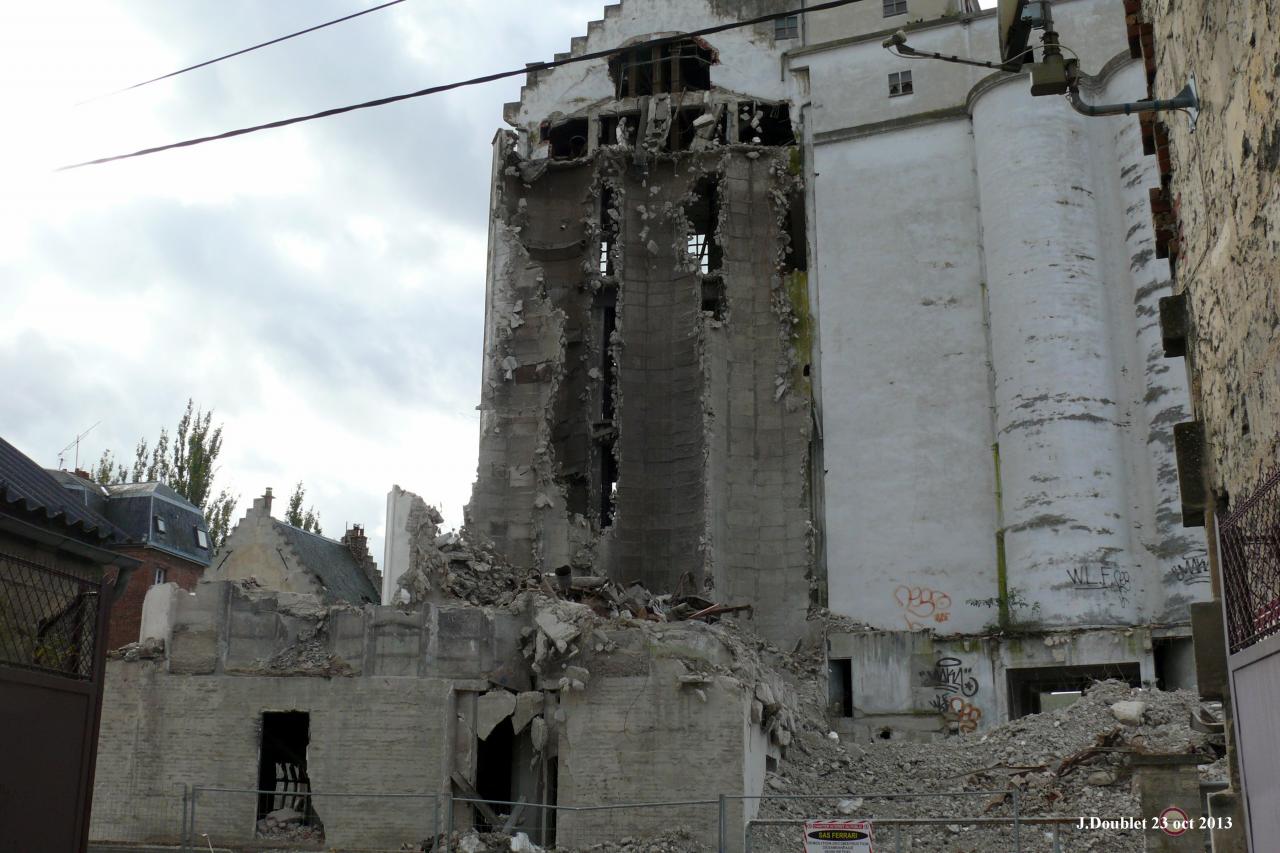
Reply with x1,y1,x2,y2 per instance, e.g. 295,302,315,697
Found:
92,0,1225,850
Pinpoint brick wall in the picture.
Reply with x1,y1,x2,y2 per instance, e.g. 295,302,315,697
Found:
106,546,204,649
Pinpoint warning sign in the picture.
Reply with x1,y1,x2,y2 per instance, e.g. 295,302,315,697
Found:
802,819,875,852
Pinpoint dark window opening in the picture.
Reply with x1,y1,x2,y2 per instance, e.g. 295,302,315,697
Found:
828,658,853,718
1241,398,1251,436
595,288,619,529
600,449,618,527
673,107,727,151
701,276,726,319
782,195,807,272
775,14,800,40
1006,663,1141,719
562,474,590,517
884,0,908,16
876,727,893,740
545,118,589,159
257,712,323,839
888,71,913,97
739,103,794,146
1153,637,1196,691
599,112,639,148
475,717,515,833
686,176,721,274
599,186,618,277
609,38,716,98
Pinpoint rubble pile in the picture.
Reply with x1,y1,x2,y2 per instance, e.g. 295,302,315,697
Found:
446,828,696,853
396,504,544,607
255,806,323,843
749,676,1223,853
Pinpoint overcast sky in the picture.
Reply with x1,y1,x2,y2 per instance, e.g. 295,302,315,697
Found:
1,0,617,563
2,1,998,565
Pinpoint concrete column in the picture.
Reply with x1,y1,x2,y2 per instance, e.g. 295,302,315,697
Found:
1097,63,1207,623
972,78,1137,626
1131,754,1205,852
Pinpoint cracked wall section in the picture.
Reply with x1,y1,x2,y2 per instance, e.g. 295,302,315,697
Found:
470,133,814,642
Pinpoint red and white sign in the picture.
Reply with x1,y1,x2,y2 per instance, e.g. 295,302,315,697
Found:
803,819,875,852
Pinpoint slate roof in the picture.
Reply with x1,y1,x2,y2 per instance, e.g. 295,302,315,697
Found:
273,520,379,605
0,438,128,543
45,471,213,566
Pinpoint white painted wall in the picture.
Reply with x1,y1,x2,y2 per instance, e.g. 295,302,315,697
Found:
811,117,998,635
801,0,1210,631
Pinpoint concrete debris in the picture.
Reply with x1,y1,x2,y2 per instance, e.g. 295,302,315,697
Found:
255,807,322,843
512,691,543,734
396,501,544,608
476,690,518,740
1110,700,1146,725
444,828,696,853
530,716,547,752
107,637,165,661
509,832,542,852
749,675,1220,853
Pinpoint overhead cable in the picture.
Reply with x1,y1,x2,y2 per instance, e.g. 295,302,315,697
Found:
78,0,408,105
59,0,865,171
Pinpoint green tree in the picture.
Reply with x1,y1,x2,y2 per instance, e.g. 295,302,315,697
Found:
285,481,322,535
95,399,238,548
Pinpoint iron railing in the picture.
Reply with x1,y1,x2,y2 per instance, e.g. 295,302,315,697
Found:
1220,466,1280,653
0,551,101,679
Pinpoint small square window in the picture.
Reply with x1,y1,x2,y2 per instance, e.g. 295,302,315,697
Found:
775,14,800,40
888,70,914,97
154,516,167,534
883,0,908,16
153,567,166,586
195,528,210,550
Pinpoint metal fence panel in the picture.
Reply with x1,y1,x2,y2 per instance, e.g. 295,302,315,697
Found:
1221,466,1280,652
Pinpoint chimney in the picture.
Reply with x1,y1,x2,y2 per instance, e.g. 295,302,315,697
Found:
72,469,95,483
252,487,274,517
342,524,382,594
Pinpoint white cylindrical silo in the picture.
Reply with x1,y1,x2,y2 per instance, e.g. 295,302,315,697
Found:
972,76,1138,626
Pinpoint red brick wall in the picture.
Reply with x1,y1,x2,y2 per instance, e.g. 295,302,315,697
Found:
106,547,204,649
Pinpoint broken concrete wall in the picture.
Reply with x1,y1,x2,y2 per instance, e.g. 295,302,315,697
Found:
469,134,813,642
94,582,789,849
826,626,1161,740
554,620,776,852
92,662,455,849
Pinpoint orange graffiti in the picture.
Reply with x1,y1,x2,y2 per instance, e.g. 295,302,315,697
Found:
894,585,952,630
943,696,982,734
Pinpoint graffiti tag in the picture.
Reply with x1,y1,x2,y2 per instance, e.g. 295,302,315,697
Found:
929,694,983,734
918,656,979,698
1065,565,1132,606
894,585,952,630
1171,555,1210,585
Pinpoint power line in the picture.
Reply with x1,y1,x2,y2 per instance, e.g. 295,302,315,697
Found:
59,0,865,171
78,0,408,105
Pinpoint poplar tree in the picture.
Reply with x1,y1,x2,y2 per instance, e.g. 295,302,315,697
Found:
94,399,238,547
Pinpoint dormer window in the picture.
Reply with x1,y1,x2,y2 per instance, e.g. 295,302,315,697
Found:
154,516,167,535
195,528,210,550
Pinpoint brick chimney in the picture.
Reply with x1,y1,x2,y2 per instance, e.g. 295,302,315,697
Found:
342,524,382,593
252,487,274,517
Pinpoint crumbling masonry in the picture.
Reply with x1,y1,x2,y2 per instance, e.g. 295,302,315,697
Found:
468,85,814,643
